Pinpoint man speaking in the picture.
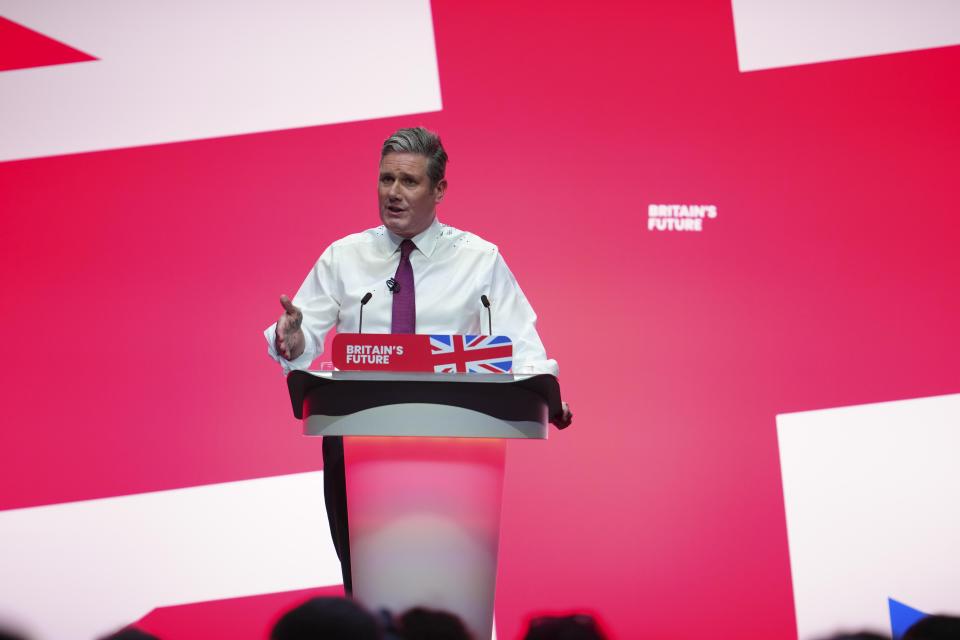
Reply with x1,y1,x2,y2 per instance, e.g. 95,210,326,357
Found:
264,127,571,592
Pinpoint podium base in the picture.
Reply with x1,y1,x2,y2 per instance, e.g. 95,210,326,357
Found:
344,436,506,640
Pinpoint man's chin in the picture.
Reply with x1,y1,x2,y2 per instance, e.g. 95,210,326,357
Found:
386,225,419,241
382,219,406,234
381,212,434,238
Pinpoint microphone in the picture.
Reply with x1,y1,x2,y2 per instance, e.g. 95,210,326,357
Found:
358,292,373,334
386,277,401,293
480,295,492,335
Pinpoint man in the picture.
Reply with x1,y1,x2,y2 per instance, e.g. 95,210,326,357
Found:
264,127,572,593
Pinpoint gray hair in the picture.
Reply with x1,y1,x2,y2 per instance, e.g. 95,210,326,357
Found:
381,127,448,187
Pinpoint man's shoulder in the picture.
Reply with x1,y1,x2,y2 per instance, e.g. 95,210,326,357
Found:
312,226,388,261
328,225,389,249
437,222,499,256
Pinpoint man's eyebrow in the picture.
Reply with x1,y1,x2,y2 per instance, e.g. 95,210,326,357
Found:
379,170,420,180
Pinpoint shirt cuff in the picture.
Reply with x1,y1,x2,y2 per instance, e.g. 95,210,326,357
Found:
264,323,317,374
514,358,559,377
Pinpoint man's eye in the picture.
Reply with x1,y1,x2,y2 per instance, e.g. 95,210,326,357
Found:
402,178,416,185
380,176,392,184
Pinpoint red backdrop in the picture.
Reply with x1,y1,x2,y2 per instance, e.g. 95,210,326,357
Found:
2,2,959,638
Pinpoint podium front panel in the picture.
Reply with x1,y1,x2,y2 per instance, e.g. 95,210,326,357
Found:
344,436,506,640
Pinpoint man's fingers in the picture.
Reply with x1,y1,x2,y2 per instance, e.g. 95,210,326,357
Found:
280,294,299,315
550,402,573,428
279,295,302,335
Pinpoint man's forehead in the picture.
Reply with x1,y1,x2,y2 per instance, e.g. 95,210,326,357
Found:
379,152,428,173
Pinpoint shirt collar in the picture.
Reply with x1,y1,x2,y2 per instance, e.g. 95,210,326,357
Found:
383,216,443,260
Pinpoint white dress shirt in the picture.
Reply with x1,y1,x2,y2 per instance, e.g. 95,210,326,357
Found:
264,217,559,376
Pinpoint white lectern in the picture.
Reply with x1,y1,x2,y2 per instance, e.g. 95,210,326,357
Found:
287,370,564,640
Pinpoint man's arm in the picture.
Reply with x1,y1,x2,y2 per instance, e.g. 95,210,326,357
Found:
487,251,572,427
487,251,558,376
264,246,341,374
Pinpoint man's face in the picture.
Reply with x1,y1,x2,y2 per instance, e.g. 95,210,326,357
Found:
378,152,446,238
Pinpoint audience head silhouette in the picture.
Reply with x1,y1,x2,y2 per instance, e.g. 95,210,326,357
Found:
97,628,160,640
271,597,382,640
0,627,31,640
398,607,472,640
523,614,606,640
903,614,960,640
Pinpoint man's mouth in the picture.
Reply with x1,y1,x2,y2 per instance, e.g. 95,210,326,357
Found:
387,205,405,213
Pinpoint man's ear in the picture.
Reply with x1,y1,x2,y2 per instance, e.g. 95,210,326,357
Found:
435,178,448,202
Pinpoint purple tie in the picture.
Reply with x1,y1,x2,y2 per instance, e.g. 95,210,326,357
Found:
390,239,416,334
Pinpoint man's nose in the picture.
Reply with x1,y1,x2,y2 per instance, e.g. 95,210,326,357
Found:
387,182,401,199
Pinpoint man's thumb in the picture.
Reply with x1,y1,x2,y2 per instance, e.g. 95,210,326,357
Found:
280,294,298,314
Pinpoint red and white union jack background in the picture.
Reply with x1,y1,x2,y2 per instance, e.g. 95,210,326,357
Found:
1,1,959,639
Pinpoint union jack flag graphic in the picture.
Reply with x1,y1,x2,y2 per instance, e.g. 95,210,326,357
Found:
430,335,513,373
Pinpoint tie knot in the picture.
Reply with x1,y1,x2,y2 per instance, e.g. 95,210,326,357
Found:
400,239,416,259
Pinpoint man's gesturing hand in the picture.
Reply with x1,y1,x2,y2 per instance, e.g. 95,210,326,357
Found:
275,295,305,361
550,402,573,429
